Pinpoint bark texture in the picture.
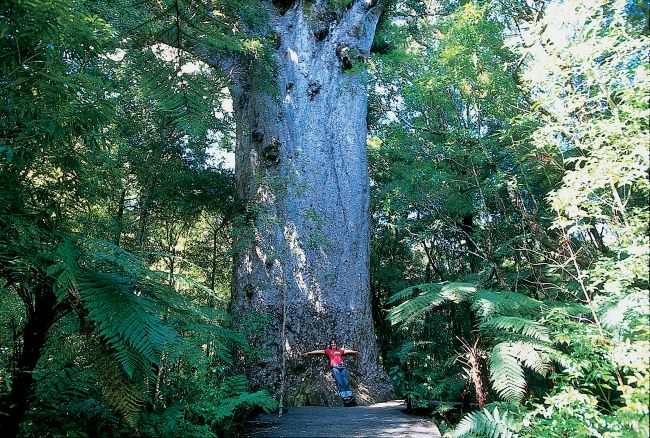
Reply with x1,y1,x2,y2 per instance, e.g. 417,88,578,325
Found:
230,0,392,406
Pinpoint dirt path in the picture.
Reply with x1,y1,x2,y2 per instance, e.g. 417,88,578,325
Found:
244,400,441,437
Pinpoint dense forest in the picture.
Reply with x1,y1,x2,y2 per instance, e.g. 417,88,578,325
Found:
0,0,648,437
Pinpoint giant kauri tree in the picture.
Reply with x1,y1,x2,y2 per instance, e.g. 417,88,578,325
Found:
146,0,394,404
233,0,392,405
228,0,392,405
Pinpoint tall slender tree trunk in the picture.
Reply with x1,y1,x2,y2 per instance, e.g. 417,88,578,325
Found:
230,0,392,405
136,189,150,251
461,213,479,273
113,188,126,246
209,222,219,306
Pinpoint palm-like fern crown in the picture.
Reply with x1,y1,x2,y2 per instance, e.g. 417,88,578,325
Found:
388,282,572,405
34,236,243,426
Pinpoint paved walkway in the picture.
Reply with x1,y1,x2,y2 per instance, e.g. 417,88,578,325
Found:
244,400,441,437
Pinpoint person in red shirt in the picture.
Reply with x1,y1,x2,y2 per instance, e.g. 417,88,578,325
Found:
303,339,360,402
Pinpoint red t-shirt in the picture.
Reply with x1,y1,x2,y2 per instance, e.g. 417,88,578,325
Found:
324,348,345,367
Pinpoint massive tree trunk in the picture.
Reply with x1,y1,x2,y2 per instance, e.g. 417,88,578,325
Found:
230,0,392,406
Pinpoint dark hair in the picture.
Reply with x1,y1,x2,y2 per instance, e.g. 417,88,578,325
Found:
327,339,337,349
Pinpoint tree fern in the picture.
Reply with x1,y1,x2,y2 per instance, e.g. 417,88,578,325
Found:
40,236,248,428
46,240,180,376
389,282,556,405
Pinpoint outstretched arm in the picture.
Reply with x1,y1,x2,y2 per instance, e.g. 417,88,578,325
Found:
343,349,360,355
303,349,326,356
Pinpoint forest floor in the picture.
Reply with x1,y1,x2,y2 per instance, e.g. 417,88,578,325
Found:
243,400,441,437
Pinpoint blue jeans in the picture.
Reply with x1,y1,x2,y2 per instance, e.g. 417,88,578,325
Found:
331,365,353,398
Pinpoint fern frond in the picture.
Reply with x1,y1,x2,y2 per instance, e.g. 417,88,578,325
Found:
543,300,590,319
112,343,156,379
447,406,519,438
488,338,554,404
388,282,475,304
219,375,252,397
172,321,243,365
209,390,278,423
91,345,149,429
47,238,186,374
472,290,542,322
76,270,180,371
508,341,552,377
480,316,551,343
389,282,475,326
174,375,280,427
78,238,242,371
80,239,167,286
489,342,526,403
47,238,82,304
100,369,148,428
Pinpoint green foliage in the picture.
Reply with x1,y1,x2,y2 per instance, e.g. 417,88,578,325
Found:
479,317,550,343
388,282,476,326
2,0,648,436
389,283,555,405
376,0,649,436
447,405,520,438
0,0,274,435
513,1,649,433
488,342,527,404
50,240,179,376
472,291,544,322
97,355,149,428
140,375,277,438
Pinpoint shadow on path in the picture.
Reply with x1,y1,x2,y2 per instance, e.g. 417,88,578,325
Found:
244,400,441,437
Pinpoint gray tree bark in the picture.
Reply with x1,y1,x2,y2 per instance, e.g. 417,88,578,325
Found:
229,0,392,406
